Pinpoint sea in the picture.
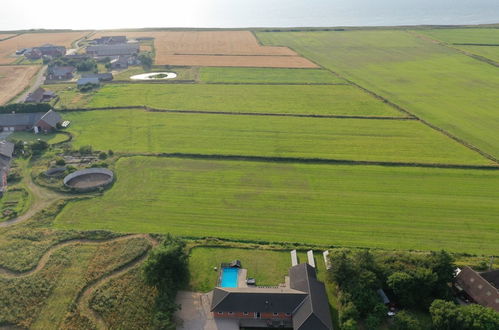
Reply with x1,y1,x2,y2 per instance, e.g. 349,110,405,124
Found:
1,0,499,31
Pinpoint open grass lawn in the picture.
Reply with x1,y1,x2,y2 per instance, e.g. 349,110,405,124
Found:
54,157,499,254
199,67,344,84
9,131,69,145
257,30,499,160
418,28,499,44
56,83,401,117
63,109,489,165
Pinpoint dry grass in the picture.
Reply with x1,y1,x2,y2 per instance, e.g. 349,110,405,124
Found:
0,34,15,40
94,31,317,68
0,65,40,105
0,32,87,64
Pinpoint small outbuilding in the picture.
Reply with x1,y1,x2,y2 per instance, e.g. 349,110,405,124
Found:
25,87,56,103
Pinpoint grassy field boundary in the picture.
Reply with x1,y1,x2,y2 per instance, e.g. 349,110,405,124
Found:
56,105,415,120
409,31,499,68
122,152,499,170
263,38,499,165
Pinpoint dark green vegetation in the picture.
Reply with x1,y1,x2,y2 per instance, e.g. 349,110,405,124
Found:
330,250,453,329
55,83,400,116
143,235,188,329
0,188,29,221
63,109,488,165
0,102,51,114
257,29,499,160
430,299,499,330
55,157,499,254
199,67,345,84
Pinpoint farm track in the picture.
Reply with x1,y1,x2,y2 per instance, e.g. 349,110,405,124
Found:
0,233,158,330
280,43,499,165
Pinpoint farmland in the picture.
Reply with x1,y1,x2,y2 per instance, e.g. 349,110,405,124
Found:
257,30,499,160
0,65,39,105
56,83,402,117
92,30,317,68
55,156,499,254
63,109,489,165
199,67,344,84
0,32,88,64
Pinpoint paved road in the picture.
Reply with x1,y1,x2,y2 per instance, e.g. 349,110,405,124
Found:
13,65,47,103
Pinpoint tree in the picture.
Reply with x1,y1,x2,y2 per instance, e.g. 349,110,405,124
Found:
30,140,49,155
387,268,437,308
138,52,153,68
330,250,357,288
340,318,358,330
393,311,422,330
79,145,93,155
428,250,455,297
430,299,461,330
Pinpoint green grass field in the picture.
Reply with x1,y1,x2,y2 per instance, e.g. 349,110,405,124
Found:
257,30,499,160
418,28,499,44
8,132,69,145
54,157,499,254
455,45,499,62
55,83,401,117
199,67,344,84
63,109,489,165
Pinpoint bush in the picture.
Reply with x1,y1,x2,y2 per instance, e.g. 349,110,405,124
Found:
0,103,51,114
98,152,107,160
107,149,114,156
393,311,422,330
79,145,92,155
341,318,358,330
55,158,66,166
31,140,49,155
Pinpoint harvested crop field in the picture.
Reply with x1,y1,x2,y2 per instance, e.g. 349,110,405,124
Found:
0,32,87,64
0,65,40,105
0,34,15,41
93,30,316,67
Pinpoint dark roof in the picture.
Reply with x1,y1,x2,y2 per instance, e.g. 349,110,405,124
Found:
455,266,499,312
87,44,139,56
0,141,14,159
37,110,61,127
480,269,499,289
211,287,307,313
25,87,55,103
82,73,113,81
77,77,100,86
49,66,75,76
0,112,45,126
290,264,333,330
211,263,333,330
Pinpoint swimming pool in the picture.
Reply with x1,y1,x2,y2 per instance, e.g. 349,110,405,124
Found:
220,267,239,288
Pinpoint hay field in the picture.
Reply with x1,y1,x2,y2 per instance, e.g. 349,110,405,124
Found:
93,30,316,67
0,65,39,105
63,109,489,165
258,30,499,160
57,83,400,117
54,157,499,254
0,32,87,64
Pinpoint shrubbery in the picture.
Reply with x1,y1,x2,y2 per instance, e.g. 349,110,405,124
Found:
0,103,51,114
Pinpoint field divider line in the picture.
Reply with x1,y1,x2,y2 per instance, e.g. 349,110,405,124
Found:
408,31,499,68
57,105,414,120
278,42,499,164
129,152,499,170
173,53,300,57
203,82,351,86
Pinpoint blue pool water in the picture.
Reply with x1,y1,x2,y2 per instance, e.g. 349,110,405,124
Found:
220,267,239,288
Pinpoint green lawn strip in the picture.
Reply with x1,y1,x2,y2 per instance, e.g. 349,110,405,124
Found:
55,83,400,117
64,109,488,165
199,67,344,84
30,244,98,330
417,28,499,45
54,157,499,254
256,30,499,160
8,131,69,145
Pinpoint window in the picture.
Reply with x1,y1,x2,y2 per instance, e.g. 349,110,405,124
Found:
217,312,223,315
228,312,234,315
243,312,249,316
273,312,279,316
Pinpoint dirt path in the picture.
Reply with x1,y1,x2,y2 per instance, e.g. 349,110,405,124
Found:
0,233,159,330
76,234,158,330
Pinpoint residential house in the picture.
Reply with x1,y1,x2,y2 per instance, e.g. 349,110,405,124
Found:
0,141,14,197
86,44,140,58
0,110,62,133
91,36,128,45
24,48,42,60
81,72,113,82
211,263,333,330
25,87,56,103
77,77,100,88
454,266,499,312
47,66,76,80
37,44,66,57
